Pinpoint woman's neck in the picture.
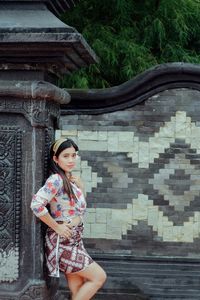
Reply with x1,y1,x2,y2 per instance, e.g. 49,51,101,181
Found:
66,171,72,179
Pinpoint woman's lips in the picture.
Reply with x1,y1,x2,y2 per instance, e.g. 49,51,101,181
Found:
67,164,75,168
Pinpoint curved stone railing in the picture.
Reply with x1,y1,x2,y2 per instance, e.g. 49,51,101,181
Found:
62,62,200,114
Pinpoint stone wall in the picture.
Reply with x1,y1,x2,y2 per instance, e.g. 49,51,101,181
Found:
58,87,200,259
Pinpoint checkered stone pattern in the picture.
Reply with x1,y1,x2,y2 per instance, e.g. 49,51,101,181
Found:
58,88,200,257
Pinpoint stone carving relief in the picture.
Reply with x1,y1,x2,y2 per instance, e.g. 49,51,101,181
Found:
23,100,59,127
0,99,59,127
19,285,47,300
1,284,48,300
0,126,21,282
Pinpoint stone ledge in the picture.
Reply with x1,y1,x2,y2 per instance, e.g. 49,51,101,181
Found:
0,80,70,104
0,2,98,76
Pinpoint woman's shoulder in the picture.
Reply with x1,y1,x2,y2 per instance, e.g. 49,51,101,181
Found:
46,173,63,186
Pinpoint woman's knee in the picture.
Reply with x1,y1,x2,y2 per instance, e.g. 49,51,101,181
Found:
94,269,107,287
70,281,83,295
66,273,84,295
78,262,107,287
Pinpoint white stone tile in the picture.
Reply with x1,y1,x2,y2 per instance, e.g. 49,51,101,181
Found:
90,223,107,237
78,131,98,140
78,140,107,151
55,130,61,139
62,130,77,136
98,131,108,140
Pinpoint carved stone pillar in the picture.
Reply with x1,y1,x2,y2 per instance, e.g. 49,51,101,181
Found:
0,1,97,299
0,81,70,299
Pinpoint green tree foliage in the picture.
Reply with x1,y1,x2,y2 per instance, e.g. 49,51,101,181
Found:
60,0,200,88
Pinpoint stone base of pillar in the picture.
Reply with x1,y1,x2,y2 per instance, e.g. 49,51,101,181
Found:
0,281,49,300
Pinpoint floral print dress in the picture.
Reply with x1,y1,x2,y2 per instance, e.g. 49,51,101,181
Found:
31,173,93,277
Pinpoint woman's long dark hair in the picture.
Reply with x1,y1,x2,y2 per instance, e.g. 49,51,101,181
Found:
49,138,79,199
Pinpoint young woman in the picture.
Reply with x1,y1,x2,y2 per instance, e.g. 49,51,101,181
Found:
31,138,106,300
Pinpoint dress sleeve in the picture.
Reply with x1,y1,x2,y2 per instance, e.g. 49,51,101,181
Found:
31,174,63,217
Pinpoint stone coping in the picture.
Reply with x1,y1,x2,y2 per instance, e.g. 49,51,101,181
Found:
0,80,70,104
62,62,200,114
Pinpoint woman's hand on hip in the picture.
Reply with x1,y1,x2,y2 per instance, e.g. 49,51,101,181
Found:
55,223,72,238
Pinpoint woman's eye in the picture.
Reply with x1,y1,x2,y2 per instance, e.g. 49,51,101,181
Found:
63,153,76,158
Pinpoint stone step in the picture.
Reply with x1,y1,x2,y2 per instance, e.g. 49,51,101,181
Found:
99,260,200,272
59,291,148,300
149,297,200,300
98,258,200,299
57,257,200,300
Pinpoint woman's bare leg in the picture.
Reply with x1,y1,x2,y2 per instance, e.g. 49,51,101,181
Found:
70,262,107,300
65,273,84,299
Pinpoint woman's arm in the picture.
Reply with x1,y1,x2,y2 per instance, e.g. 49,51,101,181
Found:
31,174,73,237
31,174,63,217
40,213,81,235
39,212,72,238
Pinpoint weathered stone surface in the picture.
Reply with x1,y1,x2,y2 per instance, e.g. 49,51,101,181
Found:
0,2,98,77
0,0,96,299
0,80,70,104
0,74,66,299
58,63,200,299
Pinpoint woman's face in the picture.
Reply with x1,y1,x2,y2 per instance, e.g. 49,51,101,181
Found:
53,146,77,173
